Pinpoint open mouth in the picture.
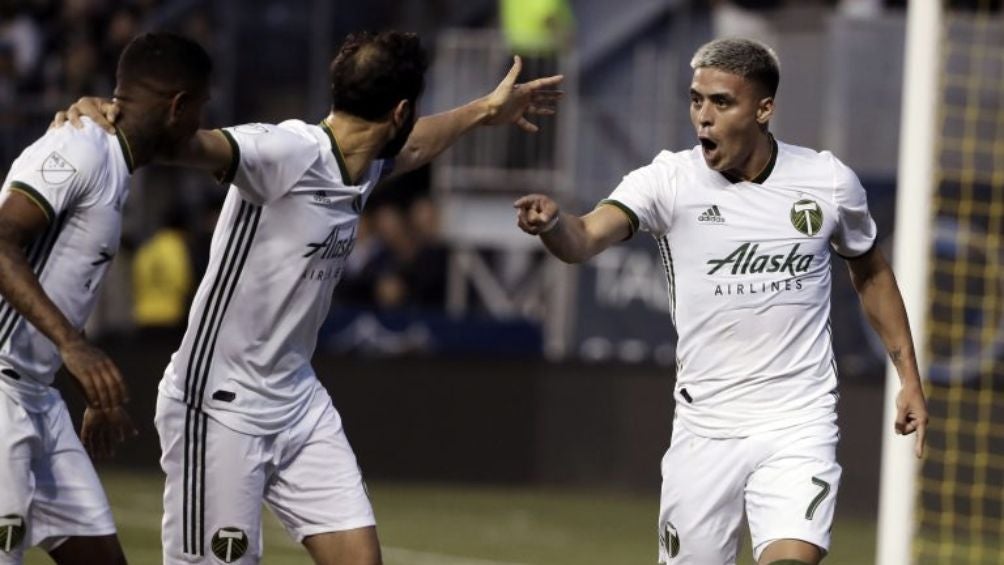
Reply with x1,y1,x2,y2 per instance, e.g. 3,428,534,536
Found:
699,137,718,152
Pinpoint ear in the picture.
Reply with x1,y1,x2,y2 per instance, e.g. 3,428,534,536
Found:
167,91,191,124
392,99,411,127
756,96,775,125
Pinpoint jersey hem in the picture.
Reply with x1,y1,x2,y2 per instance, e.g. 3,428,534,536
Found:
674,403,838,440
159,376,324,437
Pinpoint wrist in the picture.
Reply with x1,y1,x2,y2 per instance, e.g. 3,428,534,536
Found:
474,95,498,125
55,332,84,351
540,213,561,235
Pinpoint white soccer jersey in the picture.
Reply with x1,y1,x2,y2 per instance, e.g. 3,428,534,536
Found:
0,120,133,411
605,137,876,438
160,120,392,435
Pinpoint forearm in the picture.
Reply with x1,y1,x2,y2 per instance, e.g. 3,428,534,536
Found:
160,129,232,174
856,268,922,385
394,98,491,175
540,213,602,264
0,240,79,348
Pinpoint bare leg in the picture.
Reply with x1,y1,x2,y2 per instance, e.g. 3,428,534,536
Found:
302,526,381,565
48,534,127,565
758,538,823,565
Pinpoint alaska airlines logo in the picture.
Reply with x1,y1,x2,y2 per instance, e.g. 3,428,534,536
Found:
706,242,814,276
304,225,355,259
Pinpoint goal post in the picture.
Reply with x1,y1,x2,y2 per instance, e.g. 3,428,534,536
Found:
876,1,943,564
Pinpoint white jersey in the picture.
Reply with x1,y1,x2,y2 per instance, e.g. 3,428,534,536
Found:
605,137,876,438
0,120,133,412
160,120,392,435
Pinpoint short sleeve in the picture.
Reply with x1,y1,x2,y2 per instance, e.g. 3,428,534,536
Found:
217,123,319,206
600,153,675,238
829,155,877,258
3,126,105,222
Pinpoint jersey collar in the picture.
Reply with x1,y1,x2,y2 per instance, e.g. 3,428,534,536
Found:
115,128,136,174
320,120,354,185
719,133,777,185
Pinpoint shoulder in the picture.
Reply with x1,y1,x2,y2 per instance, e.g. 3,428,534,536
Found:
626,148,692,181
32,120,110,174
776,139,860,188
222,121,320,160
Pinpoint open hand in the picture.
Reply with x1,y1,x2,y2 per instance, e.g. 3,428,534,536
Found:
482,56,564,133
50,97,118,133
81,405,137,460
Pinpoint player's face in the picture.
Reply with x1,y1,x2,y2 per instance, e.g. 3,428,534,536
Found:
689,67,772,173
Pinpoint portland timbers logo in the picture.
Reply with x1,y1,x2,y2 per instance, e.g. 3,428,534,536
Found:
211,527,248,563
0,514,25,553
790,199,823,236
659,519,680,558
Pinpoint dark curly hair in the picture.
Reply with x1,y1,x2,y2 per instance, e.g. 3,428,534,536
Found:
117,32,212,93
330,31,429,121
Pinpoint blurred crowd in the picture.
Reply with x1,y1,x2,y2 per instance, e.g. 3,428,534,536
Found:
0,0,214,116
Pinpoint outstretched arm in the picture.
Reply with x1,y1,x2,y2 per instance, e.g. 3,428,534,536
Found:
391,56,563,177
847,247,928,458
514,194,631,263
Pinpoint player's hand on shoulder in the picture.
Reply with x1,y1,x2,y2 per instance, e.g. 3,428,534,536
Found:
895,380,929,459
81,405,137,460
514,194,561,235
482,55,564,133
60,337,129,409
50,96,119,134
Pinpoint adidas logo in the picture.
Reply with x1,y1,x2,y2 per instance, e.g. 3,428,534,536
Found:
698,205,725,224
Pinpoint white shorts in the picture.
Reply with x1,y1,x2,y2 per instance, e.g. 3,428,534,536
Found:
156,385,375,564
658,418,841,564
0,390,116,563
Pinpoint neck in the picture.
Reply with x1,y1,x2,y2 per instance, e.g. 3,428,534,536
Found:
323,112,387,183
115,117,159,170
725,131,774,183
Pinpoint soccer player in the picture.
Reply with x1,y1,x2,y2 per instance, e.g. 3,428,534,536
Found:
61,30,561,565
0,33,212,565
514,38,928,565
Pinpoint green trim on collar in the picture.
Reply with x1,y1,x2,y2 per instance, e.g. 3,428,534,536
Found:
320,120,353,185
750,133,778,184
115,128,136,173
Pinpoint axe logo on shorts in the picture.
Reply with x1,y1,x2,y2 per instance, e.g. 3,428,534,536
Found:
0,514,25,553
659,519,680,558
211,527,249,563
